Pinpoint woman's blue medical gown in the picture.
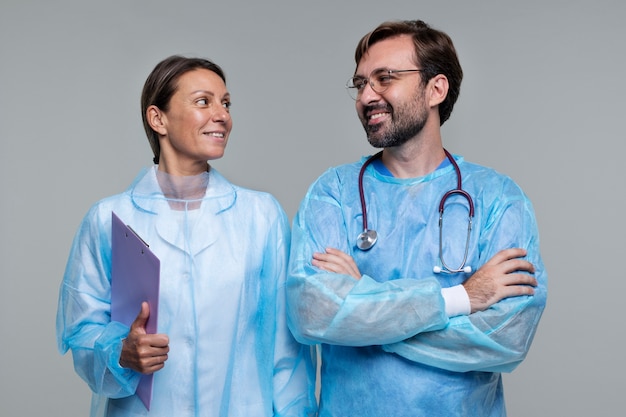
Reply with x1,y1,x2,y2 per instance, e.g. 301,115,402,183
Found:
56,167,317,417
287,154,547,417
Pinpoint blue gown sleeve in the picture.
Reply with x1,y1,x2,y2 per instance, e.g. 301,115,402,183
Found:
382,186,548,373
56,205,140,398
269,206,318,417
287,172,450,347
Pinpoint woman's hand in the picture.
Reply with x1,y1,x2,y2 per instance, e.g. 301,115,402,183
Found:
119,302,170,374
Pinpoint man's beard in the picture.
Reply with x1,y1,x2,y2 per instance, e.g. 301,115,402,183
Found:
361,96,428,148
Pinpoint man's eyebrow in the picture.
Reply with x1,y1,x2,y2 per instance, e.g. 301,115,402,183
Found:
354,67,389,77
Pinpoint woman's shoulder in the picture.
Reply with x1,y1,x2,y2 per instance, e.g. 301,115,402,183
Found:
233,185,285,215
211,169,286,216
78,192,132,228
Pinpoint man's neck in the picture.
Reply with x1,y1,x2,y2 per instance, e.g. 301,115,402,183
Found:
380,135,446,178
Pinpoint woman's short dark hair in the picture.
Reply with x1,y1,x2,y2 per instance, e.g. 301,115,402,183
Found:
140,55,226,164
354,20,463,125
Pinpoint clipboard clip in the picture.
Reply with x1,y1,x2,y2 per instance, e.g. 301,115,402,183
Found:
126,225,150,248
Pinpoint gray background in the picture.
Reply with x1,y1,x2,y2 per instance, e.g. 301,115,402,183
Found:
1,0,623,416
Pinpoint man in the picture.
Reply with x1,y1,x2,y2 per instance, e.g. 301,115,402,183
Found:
286,20,547,417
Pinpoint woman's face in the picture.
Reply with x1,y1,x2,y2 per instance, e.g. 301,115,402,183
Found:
155,68,232,174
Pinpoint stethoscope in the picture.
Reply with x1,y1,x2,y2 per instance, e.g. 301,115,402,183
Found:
356,149,475,274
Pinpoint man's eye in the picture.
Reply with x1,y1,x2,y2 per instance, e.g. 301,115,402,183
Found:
353,79,367,90
376,75,393,85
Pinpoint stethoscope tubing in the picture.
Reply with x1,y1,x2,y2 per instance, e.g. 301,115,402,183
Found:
358,150,383,237
439,149,474,217
356,149,475,273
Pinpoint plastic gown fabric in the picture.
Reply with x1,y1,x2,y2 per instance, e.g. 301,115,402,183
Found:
287,154,547,417
57,167,317,417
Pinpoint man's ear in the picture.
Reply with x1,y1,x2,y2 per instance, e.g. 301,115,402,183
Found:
428,74,449,108
146,105,167,136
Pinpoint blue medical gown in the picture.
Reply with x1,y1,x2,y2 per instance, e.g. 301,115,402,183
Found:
287,155,547,417
57,167,317,417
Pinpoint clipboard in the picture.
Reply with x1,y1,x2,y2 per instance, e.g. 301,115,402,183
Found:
111,211,160,410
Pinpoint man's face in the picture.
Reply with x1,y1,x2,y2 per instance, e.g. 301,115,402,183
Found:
354,35,429,148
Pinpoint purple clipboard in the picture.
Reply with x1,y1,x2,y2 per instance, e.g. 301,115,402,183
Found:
111,212,160,410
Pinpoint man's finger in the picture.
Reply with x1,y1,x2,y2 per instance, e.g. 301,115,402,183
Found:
484,248,527,266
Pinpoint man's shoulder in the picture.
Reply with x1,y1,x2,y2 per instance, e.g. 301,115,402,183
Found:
461,160,515,182
460,160,529,203
314,159,365,181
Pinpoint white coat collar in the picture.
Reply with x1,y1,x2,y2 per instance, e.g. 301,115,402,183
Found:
129,167,237,254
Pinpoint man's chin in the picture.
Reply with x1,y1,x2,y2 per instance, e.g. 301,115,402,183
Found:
366,135,386,148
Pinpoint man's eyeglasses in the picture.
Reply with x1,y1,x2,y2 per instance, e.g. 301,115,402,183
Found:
346,68,424,100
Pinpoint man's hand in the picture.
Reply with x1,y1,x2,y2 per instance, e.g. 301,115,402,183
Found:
463,248,537,313
119,302,170,374
312,247,362,280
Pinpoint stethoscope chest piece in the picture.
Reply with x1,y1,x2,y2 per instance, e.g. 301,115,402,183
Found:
356,229,378,251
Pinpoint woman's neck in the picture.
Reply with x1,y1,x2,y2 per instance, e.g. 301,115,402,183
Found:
155,167,210,209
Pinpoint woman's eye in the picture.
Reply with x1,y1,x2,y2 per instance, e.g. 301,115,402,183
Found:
223,102,232,109
197,98,208,105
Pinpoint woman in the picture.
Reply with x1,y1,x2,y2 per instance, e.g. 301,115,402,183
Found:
56,55,316,417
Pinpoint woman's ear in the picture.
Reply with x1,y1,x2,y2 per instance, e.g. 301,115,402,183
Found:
428,74,449,108
147,105,167,136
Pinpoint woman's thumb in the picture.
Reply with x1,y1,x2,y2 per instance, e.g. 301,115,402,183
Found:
130,301,150,332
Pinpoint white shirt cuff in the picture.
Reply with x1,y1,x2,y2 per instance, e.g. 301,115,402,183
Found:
441,285,471,317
